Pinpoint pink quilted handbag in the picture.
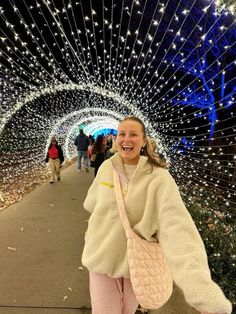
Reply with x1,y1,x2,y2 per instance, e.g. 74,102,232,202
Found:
113,169,173,309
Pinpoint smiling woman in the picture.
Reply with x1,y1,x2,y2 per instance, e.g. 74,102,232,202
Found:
116,118,147,165
82,115,232,314
117,116,166,168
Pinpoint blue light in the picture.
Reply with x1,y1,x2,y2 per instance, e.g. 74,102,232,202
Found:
92,128,117,138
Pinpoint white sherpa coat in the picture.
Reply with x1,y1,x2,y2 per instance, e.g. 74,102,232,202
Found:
82,153,232,314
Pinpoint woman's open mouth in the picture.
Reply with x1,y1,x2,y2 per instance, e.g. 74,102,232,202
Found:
122,145,133,152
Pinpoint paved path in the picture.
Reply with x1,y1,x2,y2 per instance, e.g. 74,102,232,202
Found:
0,164,199,314
0,164,92,314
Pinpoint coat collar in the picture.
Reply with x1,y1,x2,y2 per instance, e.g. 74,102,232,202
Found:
110,152,152,177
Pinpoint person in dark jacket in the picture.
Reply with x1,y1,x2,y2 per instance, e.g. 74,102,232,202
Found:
74,129,90,172
45,136,64,183
91,135,106,177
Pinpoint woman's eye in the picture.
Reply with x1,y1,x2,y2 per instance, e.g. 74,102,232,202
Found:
118,133,137,137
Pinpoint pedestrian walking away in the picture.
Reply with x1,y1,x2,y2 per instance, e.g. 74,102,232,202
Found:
74,129,90,172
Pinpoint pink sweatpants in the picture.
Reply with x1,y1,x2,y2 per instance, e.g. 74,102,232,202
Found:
89,272,139,314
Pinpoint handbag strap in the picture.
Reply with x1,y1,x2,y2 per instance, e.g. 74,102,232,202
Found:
113,166,159,244
112,168,132,234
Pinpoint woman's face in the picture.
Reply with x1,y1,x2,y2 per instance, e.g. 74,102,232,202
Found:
117,120,146,165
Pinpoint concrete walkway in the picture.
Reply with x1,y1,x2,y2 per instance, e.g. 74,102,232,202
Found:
0,164,199,314
0,164,92,314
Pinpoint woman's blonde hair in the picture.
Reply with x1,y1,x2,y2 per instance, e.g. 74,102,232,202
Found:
120,116,166,169
110,141,118,153
148,138,157,152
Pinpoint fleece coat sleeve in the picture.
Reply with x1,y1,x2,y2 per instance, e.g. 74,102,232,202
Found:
157,176,232,314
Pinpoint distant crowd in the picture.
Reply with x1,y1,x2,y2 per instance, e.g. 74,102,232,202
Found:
74,129,118,177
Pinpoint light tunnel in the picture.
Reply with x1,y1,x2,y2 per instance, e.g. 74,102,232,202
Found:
0,0,236,303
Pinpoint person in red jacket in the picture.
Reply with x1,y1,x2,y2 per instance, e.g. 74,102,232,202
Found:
45,136,64,183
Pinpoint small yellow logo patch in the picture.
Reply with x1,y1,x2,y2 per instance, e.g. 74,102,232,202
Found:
100,181,114,188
